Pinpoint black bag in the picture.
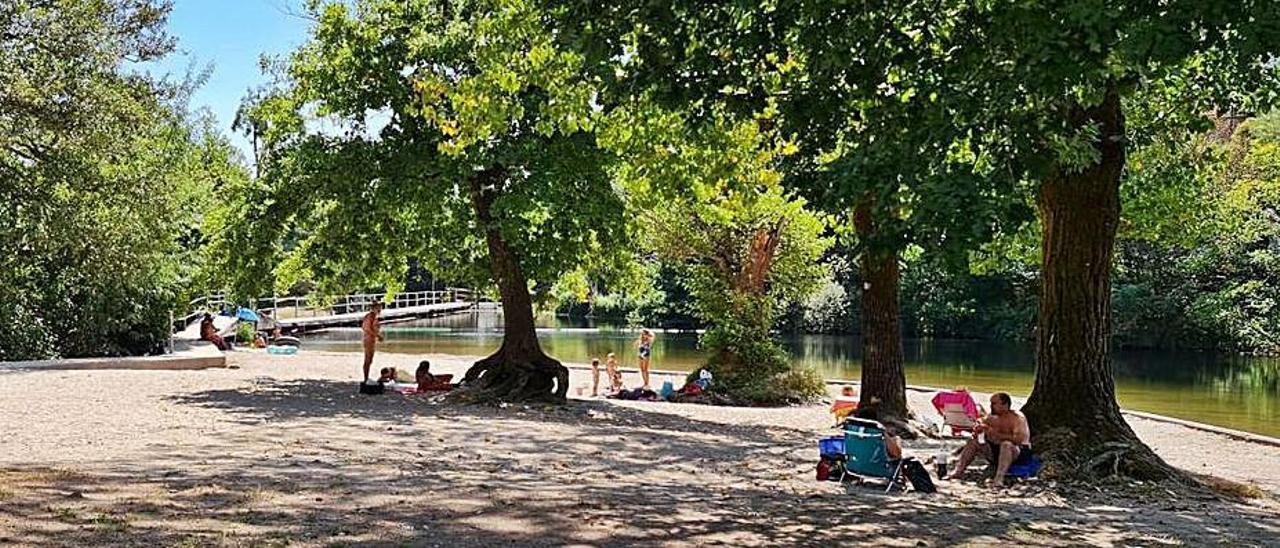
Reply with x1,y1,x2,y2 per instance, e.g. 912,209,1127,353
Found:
901,458,936,493
359,382,385,395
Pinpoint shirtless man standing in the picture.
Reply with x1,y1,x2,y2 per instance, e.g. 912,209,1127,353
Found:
947,392,1032,488
361,301,385,382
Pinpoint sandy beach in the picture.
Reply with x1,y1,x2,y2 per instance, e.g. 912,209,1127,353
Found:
2,350,1279,547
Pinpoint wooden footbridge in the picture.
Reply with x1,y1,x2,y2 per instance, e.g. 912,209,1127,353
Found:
176,288,479,337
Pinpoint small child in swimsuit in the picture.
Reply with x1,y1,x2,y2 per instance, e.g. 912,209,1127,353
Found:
590,358,602,396
605,353,623,393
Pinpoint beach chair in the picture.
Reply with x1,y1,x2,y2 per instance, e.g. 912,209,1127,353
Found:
841,418,906,492
829,397,858,425
931,390,981,436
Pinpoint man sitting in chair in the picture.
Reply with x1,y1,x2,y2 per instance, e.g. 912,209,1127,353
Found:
946,392,1031,488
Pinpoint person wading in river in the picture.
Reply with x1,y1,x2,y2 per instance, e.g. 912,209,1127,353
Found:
361,301,385,382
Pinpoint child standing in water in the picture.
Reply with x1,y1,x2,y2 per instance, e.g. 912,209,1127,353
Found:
605,353,623,393
636,329,654,389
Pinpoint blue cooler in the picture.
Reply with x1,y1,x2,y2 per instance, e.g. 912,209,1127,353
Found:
819,436,845,458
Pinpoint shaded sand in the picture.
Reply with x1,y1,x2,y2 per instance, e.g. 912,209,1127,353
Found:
1,351,1278,547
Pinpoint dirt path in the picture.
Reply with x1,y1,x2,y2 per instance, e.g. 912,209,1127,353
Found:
1,351,1277,547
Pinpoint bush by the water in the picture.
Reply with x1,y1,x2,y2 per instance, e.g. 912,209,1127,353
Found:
691,331,826,406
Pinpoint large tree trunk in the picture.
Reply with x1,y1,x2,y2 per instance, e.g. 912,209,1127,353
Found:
854,195,909,422
1022,85,1177,480
456,168,569,403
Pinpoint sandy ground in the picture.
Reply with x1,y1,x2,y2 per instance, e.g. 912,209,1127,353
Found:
1,350,1279,547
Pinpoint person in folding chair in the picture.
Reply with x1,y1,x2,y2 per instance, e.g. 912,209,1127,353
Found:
841,400,909,492
946,392,1032,488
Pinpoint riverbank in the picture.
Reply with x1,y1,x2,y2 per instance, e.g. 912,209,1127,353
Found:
306,316,1280,438
1,351,1278,546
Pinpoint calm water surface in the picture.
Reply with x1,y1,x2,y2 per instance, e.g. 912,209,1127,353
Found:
303,310,1280,438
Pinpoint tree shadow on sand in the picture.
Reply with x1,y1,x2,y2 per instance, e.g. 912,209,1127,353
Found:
1,378,1277,547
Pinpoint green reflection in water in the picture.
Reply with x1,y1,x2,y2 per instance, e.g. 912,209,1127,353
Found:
303,311,1280,437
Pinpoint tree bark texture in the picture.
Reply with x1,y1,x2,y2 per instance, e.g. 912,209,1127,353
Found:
854,195,909,421
456,168,569,402
1022,85,1177,480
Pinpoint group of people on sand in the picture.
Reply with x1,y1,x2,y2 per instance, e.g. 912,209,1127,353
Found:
588,329,655,397
375,360,454,393
200,311,298,352
844,389,1033,490
359,301,453,393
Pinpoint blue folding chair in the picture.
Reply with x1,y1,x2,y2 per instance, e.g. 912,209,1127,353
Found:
841,418,906,492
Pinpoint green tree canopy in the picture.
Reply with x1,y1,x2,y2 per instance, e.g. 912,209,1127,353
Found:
208,0,628,400
602,102,831,403
0,0,242,360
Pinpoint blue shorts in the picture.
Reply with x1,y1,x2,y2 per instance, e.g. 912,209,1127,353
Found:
988,442,1033,466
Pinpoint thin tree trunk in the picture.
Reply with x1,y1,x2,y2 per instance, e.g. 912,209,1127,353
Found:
456,167,568,402
1022,85,1176,480
854,195,909,422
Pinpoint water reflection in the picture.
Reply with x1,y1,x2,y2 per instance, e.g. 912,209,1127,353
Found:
304,310,1280,437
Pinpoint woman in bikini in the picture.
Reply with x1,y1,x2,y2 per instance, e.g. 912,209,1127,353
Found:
636,329,654,389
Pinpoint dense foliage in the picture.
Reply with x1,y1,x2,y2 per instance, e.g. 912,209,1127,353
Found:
0,1,243,360
600,105,831,403
580,111,1280,356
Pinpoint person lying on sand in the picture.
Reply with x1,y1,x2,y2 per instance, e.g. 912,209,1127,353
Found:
415,360,453,392
946,392,1032,488
377,367,415,384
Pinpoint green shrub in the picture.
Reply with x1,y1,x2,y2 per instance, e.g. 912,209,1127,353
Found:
689,328,826,406
234,322,256,347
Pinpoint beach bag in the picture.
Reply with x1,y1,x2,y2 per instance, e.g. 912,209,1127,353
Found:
359,381,385,395
679,383,703,396
659,381,675,400
817,456,844,482
901,458,936,493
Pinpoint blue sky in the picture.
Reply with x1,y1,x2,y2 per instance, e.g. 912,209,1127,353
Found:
144,0,313,157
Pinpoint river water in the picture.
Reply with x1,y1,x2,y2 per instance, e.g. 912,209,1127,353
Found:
301,310,1280,438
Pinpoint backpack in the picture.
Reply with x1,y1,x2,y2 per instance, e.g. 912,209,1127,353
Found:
816,456,844,482
900,458,936,493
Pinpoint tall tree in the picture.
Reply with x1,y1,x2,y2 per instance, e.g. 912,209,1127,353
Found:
923,1,1280,478
550,1,1030,422
209,0,624,401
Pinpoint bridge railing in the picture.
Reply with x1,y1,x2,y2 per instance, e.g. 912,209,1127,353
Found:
173,293,228,332
255,288,475,320
175,288,478,331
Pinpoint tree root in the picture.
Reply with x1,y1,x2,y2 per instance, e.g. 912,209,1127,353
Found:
1033,427,1206,495
448,350,568,404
